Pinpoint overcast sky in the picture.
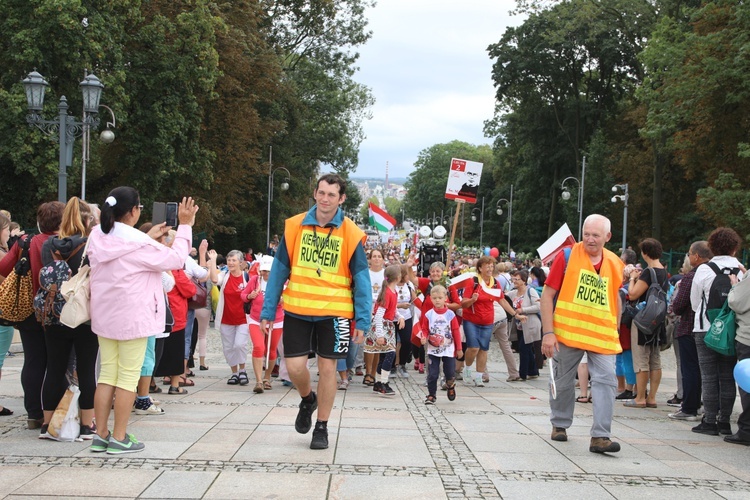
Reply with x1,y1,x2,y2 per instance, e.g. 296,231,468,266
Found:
348,0,526,179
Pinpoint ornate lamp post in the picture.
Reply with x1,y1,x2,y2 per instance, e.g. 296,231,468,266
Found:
266,146,290,250
496,196,512,252
23,70,116,201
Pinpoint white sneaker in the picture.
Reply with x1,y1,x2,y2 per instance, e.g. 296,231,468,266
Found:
397,366,409,378
463,366,473,383
474,376,484,388
135,402,165,415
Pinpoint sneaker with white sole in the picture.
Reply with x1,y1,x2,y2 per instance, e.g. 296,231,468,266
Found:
474,375,484,387
397,365,409,378
463,366,472,382
79,424,97,440
668,411,699,421
90,432,111,453
107,433,145,454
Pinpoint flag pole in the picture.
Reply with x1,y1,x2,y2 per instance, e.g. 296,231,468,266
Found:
446,200,464,270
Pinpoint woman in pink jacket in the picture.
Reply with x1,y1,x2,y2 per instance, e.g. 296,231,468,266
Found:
86,187,197,455
241,255,284,393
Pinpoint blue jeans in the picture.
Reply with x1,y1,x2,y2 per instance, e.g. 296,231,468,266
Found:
427,355,455,397
463,320,493,350
184,308,196,359
518,332,538,380
615,350,636,385
336,341,360,372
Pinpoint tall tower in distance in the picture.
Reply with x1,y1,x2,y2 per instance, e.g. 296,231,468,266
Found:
385,161,389,191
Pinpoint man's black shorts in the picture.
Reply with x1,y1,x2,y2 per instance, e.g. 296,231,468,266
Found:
283,315,353,359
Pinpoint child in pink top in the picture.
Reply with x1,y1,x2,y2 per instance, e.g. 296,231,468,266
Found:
364,265,404,396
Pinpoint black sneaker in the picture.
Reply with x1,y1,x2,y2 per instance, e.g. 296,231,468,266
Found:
615,390,635,400
79,424,97,440
666,395,682,407
692,418,719,436
310,421,328,450
295,392,318,434
39,424,52,440
372,381,383,393
718,421,733,435
380,383,395,396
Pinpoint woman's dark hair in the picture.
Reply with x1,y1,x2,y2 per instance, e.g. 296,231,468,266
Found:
529,266,546,286
100,187,140,234
37,201,65,233
639,238,663,260
708,227,741,257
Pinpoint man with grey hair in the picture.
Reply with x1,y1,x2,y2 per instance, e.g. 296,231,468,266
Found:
541,214,625,453
668,241,711,421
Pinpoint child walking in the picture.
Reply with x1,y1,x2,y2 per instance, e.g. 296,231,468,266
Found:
421,285,462,404
364,265,405,396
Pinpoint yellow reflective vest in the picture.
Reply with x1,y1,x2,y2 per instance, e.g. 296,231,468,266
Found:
281,213,366,319
552,243,624,354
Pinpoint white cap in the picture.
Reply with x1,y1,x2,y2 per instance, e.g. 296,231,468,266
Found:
259,256,274,272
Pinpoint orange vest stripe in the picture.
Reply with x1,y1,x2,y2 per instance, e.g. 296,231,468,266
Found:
552,243,624,355
281,213,365,319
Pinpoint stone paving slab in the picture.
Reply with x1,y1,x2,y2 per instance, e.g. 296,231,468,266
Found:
2,327,750,498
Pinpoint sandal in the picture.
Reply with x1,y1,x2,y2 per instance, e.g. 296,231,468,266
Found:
199,365,209,371
263,379,272,390
425,395,436,405
623,400,646,408
227,374,240,385
253,382,264,394
237,372,250,386
168,386,188,395
576,396,591,403
178,376,195,387
363,374,375,386
186,370,195,378
149,384,163,394
162,377,171,385
0,406,13,416
446,383,456,402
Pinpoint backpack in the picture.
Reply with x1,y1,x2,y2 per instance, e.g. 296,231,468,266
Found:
633,268,668,335
33,245,84,328
701,262,740,330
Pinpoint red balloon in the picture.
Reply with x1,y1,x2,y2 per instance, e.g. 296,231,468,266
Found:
489,247,500,258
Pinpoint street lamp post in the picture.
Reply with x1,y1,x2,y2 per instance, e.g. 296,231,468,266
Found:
23,70,116,202
611,183,629,251
266,146,290,250
470,196,485,248
496,194,512,252
560,156,587,240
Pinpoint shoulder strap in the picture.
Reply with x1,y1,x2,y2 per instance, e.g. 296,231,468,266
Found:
707,261,721,276
563,247,572,273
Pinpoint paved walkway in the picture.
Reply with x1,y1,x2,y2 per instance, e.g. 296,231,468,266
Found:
1,328,749,499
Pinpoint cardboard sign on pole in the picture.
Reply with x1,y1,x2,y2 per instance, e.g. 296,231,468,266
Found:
445,200,464,270
445,158,483,204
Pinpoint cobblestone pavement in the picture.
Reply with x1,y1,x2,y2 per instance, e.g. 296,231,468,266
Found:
1,327,749,499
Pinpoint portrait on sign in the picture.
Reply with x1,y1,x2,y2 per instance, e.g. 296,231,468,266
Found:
445,158,483,204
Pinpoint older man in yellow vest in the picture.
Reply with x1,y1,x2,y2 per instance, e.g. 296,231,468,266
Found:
261,174,371,451
541,214,625,453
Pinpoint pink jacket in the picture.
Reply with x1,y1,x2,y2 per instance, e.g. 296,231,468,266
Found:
87,222,191,340
241,274,284,323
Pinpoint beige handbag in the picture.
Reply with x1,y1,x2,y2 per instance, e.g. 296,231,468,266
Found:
60,239,91,328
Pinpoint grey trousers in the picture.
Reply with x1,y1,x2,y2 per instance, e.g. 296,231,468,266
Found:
549,343,617,438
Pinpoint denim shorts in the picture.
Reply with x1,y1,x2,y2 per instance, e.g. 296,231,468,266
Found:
463,320,493,351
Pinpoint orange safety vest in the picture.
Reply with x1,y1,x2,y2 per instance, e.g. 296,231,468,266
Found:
281,213,366,318
553,243,624,354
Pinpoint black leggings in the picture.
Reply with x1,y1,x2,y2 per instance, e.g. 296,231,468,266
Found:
396,317,413,366
42,323,99,411
19,317,47,420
